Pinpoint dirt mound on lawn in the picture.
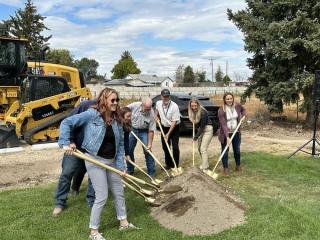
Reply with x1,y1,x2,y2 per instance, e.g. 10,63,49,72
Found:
151,167,246,236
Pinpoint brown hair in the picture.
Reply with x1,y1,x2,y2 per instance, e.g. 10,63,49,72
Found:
222,92,235,111
92,87,120,124
120,107,132,131
188,97,206,124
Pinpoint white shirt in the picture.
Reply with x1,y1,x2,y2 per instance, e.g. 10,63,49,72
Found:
127,102,156,131
225,106,238,132
156,100,181,127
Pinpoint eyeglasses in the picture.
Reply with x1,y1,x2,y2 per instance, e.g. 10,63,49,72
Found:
111,98,120,103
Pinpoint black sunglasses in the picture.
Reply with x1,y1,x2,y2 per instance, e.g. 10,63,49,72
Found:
111,98,120,103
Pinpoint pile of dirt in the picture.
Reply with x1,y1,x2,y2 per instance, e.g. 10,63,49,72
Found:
151,168,246,236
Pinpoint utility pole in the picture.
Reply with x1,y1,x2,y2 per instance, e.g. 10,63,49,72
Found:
209,58,214,82
225,60,228,76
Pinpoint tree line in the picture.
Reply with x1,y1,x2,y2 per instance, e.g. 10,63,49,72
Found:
4,0,318,122
2,0,235,85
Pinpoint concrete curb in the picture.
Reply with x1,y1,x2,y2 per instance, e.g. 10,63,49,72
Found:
0,147,24,154
31,142,59,150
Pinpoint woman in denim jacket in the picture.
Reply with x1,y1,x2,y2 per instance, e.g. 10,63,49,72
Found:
59,88,136,240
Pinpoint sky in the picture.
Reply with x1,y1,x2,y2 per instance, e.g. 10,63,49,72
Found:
0,0,251,80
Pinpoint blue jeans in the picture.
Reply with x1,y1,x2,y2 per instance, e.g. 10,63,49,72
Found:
127,129,156,177
54,153,95,208
221,132,241,169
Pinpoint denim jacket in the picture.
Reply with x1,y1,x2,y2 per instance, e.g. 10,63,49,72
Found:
58,108,126,170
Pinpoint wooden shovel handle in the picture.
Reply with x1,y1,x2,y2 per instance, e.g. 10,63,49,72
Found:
130,131,170,177
156,120,178,169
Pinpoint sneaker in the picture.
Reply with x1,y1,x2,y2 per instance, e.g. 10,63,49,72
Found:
52,207,63,217
89,232,105,240
119,223,140,231
199,165,208,170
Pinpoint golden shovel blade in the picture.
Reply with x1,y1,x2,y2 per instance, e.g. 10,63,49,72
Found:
145,197,161,207
140,188,156,196
203,169,219,180
153,178,163,185
170,167,183,177
177,167,183,174
170,168,179,177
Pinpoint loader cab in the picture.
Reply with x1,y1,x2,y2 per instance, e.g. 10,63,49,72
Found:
0,37,27,85
20,75,70,103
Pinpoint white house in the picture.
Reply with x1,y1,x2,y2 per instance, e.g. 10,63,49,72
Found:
126,74,175,87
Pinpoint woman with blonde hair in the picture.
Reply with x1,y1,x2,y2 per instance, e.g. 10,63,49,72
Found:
59,87,137,240
188,97,214,170
218,92,246,176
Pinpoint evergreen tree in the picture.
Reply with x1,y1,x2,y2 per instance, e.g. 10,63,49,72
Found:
228,0,320,122
196,71,206,82
215,66,223,82
223,74,232,86
111,51,141,79
7,0,51,58
183,65,195,83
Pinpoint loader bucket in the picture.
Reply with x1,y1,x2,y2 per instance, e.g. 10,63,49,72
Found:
0,125,19,148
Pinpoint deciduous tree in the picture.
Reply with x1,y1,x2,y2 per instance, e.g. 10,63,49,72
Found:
111,51,141,79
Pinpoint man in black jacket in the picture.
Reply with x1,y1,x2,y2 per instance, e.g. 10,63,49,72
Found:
53,99,96,217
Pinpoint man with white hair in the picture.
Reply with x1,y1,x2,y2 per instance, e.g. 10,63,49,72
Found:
126,97,156,176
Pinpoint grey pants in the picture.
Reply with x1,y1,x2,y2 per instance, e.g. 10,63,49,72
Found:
198,125,214,169
85,153,127,230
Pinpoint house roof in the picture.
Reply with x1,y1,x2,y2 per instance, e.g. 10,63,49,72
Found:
127,74,173,84
105,79,129,85
104,78,153,87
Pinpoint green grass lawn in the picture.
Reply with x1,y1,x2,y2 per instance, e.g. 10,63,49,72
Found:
1,152,320,240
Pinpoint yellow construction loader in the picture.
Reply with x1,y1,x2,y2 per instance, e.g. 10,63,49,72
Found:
0,32,92,148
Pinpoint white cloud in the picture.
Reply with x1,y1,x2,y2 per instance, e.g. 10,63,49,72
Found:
75,8,113,20
0,0,22,7
0,0,251,79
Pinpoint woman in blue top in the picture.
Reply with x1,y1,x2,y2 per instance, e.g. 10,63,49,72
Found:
59,88,136,240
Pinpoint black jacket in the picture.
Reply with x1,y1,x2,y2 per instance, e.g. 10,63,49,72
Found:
70,99,97,149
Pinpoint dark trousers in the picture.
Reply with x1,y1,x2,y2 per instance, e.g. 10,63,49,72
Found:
221,132,241,169
71,165,86,192
54,153,95,208
160,124,180,168
127,128,156,177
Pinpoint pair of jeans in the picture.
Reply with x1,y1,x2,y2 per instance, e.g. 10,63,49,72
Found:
160,124,180,168
54,153,95,208
71,164,86,192
85,154,127,230
127,128,156,177
221,132,241,169
198,125,213,169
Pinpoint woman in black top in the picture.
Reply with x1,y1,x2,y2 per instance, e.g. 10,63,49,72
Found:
188,97,214,170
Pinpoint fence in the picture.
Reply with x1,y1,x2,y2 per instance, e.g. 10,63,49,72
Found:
87,83,246,99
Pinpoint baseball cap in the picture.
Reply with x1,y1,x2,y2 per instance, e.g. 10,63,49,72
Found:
161,89,170,97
